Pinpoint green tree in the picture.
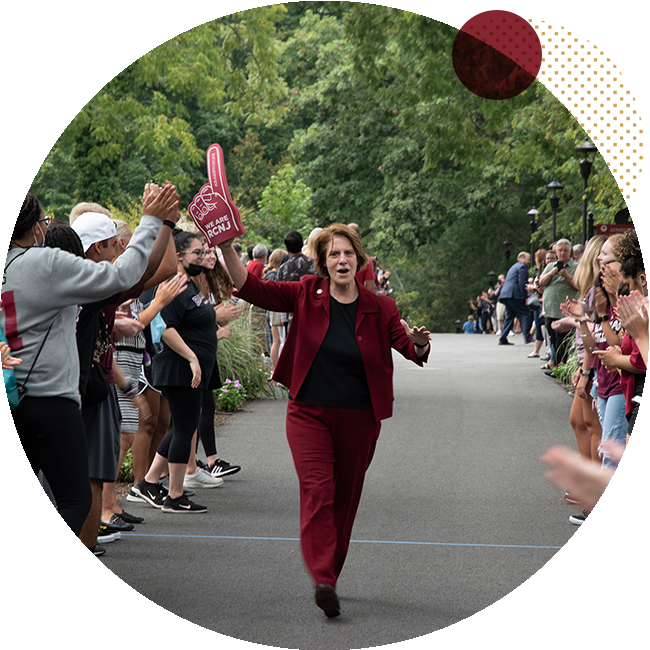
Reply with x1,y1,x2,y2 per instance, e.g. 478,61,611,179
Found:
30,8,289,218
247,163,313,244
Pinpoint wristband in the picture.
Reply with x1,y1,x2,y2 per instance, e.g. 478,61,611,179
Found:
413,340,429,349
594,314,609,324
162,219,177,229
580,369,591,376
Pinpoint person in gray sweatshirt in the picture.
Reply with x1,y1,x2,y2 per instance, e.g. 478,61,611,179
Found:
2,186,179,537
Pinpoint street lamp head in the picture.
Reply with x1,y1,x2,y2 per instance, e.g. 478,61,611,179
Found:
502,239,512,249
546,178,563,195
574,139,598,161
527,207,539,217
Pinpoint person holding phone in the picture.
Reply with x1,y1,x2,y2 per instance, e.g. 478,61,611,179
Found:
538,239,580,367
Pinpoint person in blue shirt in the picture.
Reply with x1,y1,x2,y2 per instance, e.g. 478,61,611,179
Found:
463,315,476,334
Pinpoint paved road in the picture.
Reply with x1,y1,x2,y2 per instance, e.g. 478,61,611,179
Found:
103,332,578,649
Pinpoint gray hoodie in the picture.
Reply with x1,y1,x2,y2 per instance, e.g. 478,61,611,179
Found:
1,215,162,406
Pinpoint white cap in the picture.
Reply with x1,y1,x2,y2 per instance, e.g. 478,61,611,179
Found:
71,212,117,252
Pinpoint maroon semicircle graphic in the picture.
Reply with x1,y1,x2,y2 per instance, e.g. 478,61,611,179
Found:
452,10,543,100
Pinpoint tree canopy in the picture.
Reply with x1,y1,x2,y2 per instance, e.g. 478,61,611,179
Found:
31,2,626,331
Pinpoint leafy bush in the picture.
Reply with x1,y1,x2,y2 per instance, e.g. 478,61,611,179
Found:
217,308,276,401
552,335,579,386
118,448,134,483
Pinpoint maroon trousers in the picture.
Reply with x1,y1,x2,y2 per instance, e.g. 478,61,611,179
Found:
286,400,381,588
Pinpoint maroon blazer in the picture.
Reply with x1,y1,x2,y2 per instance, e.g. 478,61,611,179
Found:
236,272,429,421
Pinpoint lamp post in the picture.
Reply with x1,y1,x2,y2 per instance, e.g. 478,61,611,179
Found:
528,207,538,263
574,139,598,245
546,179,563,243
503,239,512,270
455,319,462,334
487,270,496,288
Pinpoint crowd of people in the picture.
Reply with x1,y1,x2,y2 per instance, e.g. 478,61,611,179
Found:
482,232,647,525
2,187,646,616
2,195,426,617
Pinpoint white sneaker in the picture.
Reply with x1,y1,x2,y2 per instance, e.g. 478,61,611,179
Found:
609,576,650,596
183,468,224,489
614,521,636,537
68,571,117,600
16,587,78,614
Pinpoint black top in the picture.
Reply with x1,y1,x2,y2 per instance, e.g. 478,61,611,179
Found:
152,280,217,390
76,291,121,396
295,296,372,409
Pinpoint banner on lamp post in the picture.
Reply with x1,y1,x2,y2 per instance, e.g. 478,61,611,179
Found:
188,143,246,246
595,223,634,236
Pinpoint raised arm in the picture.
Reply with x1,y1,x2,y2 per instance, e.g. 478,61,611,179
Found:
218,238,249,290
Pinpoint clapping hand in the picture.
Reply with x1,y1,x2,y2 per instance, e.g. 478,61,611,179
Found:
560,296,585,320
601,263,623,297
616,290,649,342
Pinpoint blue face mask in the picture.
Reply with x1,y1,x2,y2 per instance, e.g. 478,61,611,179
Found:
31,221,46,247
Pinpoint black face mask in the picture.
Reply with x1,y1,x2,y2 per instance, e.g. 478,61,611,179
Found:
186,263,205,277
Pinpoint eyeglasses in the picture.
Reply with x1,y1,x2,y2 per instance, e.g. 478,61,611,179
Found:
183,249,207,258
38,217,52,227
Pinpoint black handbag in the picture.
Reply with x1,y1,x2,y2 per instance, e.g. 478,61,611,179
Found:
82,360,110,407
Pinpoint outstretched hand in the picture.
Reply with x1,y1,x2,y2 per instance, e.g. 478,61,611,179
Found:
142,183,180,223
400,319,431,348
541,441,624,512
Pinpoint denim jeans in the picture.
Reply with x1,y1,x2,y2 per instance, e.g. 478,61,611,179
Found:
596,392,627,469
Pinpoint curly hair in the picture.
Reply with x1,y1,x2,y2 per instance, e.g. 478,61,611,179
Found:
615,230,644,278
0,192,43,253
44,224,84,258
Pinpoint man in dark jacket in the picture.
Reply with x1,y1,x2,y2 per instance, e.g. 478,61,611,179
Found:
498,251,532,345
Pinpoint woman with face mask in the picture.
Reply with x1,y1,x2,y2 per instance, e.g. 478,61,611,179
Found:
132,230,220,513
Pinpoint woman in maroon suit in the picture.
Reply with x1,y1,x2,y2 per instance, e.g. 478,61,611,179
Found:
219,224,430,617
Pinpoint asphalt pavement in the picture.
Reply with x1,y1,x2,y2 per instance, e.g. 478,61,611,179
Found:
101,332,578,649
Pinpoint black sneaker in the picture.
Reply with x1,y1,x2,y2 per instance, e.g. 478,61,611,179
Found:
115,509,144,524
101,514,135,532
161,494,207,514
97,524,121,544
132,479,165,509
569,512,587,526
209,458,241,478
91,544,106,557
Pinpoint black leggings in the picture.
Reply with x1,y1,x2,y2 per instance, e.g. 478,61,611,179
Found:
197,388,218,457
0,396,92,612
157,386,204,464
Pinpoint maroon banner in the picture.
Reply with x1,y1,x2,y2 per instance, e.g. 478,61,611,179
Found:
595,223,634,236
188,143,245,246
